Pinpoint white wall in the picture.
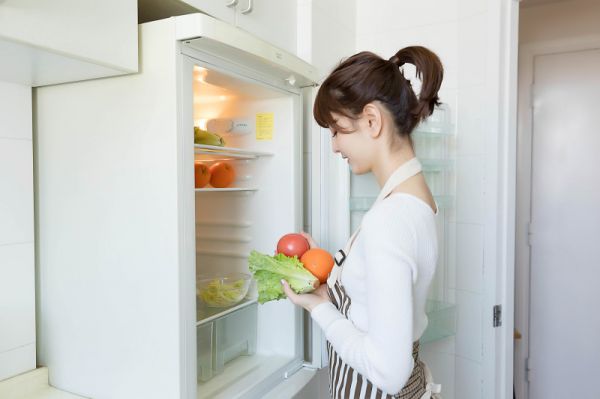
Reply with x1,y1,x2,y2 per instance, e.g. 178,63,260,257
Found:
0,81,35,380
355,1,509,398
520,0,600,44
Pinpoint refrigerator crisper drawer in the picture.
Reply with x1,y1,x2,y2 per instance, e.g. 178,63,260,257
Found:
198,303,258,382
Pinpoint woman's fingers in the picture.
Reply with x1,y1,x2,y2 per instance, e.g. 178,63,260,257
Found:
281,279,299,303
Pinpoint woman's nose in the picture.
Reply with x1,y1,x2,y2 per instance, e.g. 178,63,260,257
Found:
331,138,340,154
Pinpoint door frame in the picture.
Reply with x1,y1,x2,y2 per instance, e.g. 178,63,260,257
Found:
515,33,600,399
483,1,519,398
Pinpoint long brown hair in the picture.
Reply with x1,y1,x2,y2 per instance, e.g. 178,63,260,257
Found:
313,46,443,138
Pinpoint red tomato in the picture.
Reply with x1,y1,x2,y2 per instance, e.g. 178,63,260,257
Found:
276,233,310,258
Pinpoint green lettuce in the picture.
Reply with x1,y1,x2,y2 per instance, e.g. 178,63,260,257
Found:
248,250,318,304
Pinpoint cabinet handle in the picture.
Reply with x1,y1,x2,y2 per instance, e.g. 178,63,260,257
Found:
226,0,238,7
241,0,253,14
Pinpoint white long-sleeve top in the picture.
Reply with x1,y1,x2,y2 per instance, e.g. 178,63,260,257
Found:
311,192,439,394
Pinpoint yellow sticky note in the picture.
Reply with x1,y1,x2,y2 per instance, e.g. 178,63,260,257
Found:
256,113,274,141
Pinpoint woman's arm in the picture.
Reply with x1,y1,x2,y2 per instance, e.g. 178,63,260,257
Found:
310,210,417,394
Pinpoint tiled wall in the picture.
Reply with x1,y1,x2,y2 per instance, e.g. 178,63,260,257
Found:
0,81,35,380
355,1,491,398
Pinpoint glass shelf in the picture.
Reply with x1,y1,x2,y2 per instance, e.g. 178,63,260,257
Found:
195,187,258,193
421,159,454,172
197,297,257,326
413,127,454,137
350,195,454,212
421,299,457,344
194,144,273,160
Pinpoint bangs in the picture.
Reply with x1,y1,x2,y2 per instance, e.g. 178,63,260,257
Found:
313,85,356,132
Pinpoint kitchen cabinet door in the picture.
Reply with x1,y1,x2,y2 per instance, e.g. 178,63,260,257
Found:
235,0,297,54
180,0,236,25
0,0,137,86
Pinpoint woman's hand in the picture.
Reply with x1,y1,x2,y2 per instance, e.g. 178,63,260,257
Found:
299,231,318,249
281,280,331,312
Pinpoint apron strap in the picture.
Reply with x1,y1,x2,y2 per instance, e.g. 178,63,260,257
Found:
327,158,423,288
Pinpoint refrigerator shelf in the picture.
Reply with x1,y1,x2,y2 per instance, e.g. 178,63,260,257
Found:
197,297,257,326
195,187,258,192
420,159,454,172
349,195,454,212
421,299,457,344
194,144,274,160
413,127,454,137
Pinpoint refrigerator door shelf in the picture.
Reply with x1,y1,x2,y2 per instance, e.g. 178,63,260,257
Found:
349,195,455,212
420,300,457,344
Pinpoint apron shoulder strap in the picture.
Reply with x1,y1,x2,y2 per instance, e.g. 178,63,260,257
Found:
326,158,422,288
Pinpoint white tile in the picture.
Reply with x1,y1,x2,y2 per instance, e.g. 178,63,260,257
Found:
457,14,487,88
455,356,482,399
311,10,355,79
421,335,455,356
356,0,458,35
366,22,458,90
447,222,457,289
313,0,356,33
454,289,482,362
455,156,484,224
458,0,487,19
457,85,485,156
0,139,34,245
0,243,35,354
0,81,31,140
455,223,483,293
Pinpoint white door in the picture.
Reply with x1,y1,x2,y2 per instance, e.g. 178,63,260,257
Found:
529,49,600,398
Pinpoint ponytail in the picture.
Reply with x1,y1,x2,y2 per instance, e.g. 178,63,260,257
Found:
314,46,444,138
389,46,444,123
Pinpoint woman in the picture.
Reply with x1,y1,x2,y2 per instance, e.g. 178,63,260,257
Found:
281,46,444,399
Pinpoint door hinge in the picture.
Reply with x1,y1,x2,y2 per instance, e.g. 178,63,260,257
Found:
527,222,533,246
493,305,502,327
525,357,531,382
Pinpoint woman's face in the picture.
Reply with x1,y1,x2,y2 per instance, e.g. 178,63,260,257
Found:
328,112,376,175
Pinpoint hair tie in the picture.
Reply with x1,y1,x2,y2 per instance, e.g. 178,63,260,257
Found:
389,55,400,65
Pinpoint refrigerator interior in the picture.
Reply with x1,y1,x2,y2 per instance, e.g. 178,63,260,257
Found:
190,64,305,398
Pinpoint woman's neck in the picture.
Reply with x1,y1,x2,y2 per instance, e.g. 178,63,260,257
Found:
371,144,416,188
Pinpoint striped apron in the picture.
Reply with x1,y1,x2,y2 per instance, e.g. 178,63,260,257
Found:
325,158,442,399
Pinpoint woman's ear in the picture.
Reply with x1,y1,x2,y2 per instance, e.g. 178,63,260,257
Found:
362,103,383,138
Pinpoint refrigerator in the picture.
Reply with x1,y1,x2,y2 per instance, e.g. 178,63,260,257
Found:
35,13,321,399
34,12,456,399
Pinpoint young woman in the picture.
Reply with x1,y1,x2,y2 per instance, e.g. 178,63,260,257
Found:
281,46,444,399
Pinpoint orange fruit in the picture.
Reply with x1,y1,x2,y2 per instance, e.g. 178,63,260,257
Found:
300,248,334,283
209,161,236,188
194,162,211,188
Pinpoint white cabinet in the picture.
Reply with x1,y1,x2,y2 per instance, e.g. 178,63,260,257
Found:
235,0,297,55
0,0,138,87
183,0,236,25
179,0,297,54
